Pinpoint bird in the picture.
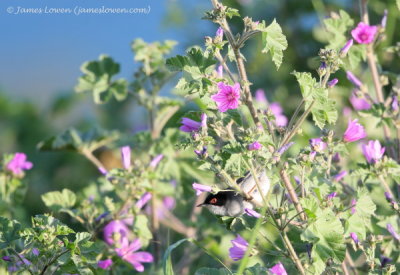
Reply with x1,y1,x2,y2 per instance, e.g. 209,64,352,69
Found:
198,170,270,217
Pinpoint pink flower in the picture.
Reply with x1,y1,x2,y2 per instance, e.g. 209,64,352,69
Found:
340,39,353,56
346,71,363,88
192,183,212,196
121,146,131,169
327,78,338,88
201,113,207,128
115,238,153,272
333,170,347,182
6,153,33,176
149,154,163,168
135,192,152,209
255,89,267,103
350,232,359,244
103,220,130,246
211,82,241,112
309,138,327,152
362,140,385,164
269,262,288,275
217,65,223,77
270,102,288,127
216,27,224,38
351,22,378,44
248,141,262,151
244,208,261,218
351,199,357,214
350,92,371,110
98,259,113,270
387,224,400,241
179,117,201,132
229,235,248,261
343,119,366,142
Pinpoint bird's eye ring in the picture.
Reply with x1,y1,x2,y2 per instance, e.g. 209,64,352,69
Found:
210,198,218,204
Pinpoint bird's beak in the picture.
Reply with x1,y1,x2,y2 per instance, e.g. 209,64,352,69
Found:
197,203,205,207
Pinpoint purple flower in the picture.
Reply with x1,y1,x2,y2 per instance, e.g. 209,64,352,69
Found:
255,89,267,103
350,92,371,110
387,224,400,240
327,78,339,88
350,232,359,244
332,152,341,162
277,142,294,155
385,192,393,202
216,27,224,38
340,39,353,56
381,10,388,28
149,154,163,168
98,167,108,175
309,138,327,152
115,238,153,272
98,259,113,270
194,147,207,158
192,183,212,196
95,211,110,222
32,248,39,256
351,199,357,214
248,141,262,151
211,82,241,113
6,153,33,176
362,140,385,164
121,146,131,170
217,65,223,77
309,151,317,161
229,235,248,261
201,113,207,128
270,102,288,127
333,170,347,182
135,192,152,209
380,256,392,268
145,196,176,219
269,262,288,275
179,117,201,133
103,220,130,246
326,192,337,200
343,119,366,142
351,22,378,44
346,71,363,88
244,208,261,218
392,96,399,111
2,256,11,262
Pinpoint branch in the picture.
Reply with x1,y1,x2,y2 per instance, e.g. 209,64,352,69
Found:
280,167,307,221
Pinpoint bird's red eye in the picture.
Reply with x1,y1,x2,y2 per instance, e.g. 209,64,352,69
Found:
210,198,218,204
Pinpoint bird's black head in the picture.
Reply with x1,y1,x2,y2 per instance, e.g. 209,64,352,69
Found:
198,190,245,217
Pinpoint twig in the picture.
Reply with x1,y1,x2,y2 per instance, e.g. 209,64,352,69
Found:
280,168,307,221
281,233,306,275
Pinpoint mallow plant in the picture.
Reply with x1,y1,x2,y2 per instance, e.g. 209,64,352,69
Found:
1,0,400,274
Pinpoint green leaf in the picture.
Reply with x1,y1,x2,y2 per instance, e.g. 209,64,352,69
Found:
397,0,400,11
75,55,128,104
292,71,337,128
0,217,21,248
195,268,230,275
301,209,346,274
166,47,216,75
41,189,76,212
259,19,288,70
37,127,119,153
323,10,354,49
163,238,189,275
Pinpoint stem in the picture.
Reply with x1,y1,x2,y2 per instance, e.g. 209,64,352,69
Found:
378,174,394,199
40,249,70,275
359,0,393,153
215,51,236,83
282,233,306,275
81,149,106,171
10,248,34,275
150,181,160,263
280,168,307,221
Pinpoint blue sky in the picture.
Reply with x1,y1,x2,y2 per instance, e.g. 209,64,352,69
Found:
0,0,211,107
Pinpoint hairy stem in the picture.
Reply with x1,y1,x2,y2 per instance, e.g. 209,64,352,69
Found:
282,233,306,275
280,167,307,221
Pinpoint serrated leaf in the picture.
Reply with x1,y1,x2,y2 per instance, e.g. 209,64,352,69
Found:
301,209,346,274
37,127,119,153
0,217,21,248
323,10,354,49
75,55,128,104
41,189,76,212
292,71,337,128
259,19,288,69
